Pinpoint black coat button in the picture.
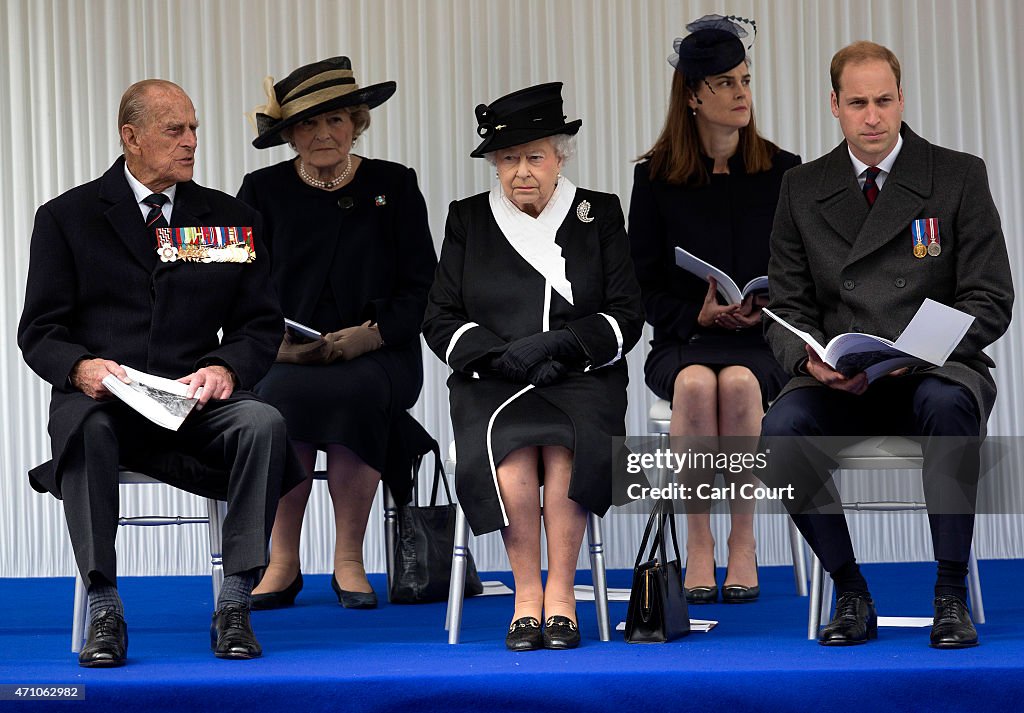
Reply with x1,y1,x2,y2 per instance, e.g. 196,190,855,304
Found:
895,278,906,288
843,279,855,290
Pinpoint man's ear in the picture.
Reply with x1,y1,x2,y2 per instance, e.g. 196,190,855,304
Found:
120,124,141,155
830,90,840,118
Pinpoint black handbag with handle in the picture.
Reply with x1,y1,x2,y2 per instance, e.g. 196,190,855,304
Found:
388,439,484,604
624,499,691,643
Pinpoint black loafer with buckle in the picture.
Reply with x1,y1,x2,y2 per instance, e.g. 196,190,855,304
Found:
543,615,581,650
505,616,543,651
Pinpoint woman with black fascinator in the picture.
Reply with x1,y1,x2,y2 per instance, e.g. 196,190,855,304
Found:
629,15,800,605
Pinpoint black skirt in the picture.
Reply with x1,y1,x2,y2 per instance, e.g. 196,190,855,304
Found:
645,329,787,410
489,390,575,487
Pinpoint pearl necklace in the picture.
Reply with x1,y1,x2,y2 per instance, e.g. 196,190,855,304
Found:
298,154,352,189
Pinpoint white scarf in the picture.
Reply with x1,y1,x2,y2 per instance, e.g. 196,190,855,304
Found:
488,176,576,305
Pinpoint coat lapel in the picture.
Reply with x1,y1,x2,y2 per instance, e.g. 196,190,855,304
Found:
100,157,159,271
816,143,867,247
845,124,932,267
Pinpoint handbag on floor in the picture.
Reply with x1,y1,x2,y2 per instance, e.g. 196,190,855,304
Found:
389,439,484,604
624,499,691,642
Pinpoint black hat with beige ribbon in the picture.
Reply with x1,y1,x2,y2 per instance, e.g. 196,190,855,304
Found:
470,82,582,158
249,56,395,149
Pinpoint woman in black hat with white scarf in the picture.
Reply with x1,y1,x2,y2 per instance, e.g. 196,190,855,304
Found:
423,83,643,650
238,57,437,610
629,15,800,604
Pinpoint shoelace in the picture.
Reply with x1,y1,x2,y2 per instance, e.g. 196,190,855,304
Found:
834,594,866,621
89,612,122,639
935,596,966,623
221,607,249,630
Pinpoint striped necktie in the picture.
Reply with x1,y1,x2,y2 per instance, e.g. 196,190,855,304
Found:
142,193,169,228
862,166,881,207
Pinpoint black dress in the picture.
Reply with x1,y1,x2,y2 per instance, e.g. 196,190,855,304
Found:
237,158,437,496
422,184,644,535
628,150,800,408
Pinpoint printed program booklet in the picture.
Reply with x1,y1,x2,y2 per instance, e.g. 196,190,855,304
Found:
101,366,202,431
762,298,975,382
674,246,768,305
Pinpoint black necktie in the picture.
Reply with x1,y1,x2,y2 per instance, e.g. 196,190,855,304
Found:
142,193,169,228
862,166,881,207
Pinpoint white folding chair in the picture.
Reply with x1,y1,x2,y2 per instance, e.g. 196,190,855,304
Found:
804,436,985,639
443,441,612,644
647,399,809,596
71,470,226,653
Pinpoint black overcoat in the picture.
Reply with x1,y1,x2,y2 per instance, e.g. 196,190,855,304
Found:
422,188,644,534
766,125,1014,422
18,157,293,496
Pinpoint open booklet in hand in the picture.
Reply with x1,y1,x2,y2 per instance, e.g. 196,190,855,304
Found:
101,366,203,431
674,246,768,305
762,298,975,383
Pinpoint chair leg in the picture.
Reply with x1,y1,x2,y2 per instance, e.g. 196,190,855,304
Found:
206,499,226,604
968,548,985,624
808,553,825,640
383,486,398,597
587,513,611,642
71,573,88,653
446,504,470,644
788,519,809,597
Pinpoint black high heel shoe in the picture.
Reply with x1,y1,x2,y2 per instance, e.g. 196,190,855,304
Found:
251,571,303,610
331,572,378,609
684,561,719,604
722,555,760,603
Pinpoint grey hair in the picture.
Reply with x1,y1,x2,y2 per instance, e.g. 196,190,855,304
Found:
483,133,577,165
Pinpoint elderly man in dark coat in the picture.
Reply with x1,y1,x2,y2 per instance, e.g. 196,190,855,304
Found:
762,42,1013,649
17,79,302,666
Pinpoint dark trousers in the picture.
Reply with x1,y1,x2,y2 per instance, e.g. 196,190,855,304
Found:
60,398,290,588
761,376,981,575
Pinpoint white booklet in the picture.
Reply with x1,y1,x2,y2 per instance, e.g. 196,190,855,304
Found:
674,246,767,305
762,298,975,383
101,366,202,431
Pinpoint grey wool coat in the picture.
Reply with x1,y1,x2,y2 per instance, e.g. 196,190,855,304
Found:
765,124,1014,423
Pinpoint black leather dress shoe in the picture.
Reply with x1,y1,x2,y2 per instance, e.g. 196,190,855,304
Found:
505,616,543,651
722,584,760,603
819,592,878,646
251,571,303,610
331,573,378,609
79,609,127,668
211,605,262,659
543,615,581,650
930,596,979,649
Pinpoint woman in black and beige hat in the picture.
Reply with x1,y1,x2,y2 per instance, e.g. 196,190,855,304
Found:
422,83,644,650
629,15,800,605
238,56,437,610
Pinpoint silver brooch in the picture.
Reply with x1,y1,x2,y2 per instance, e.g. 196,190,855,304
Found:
576,200,594,223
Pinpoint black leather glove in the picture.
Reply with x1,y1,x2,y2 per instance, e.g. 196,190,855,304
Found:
496,329,584,381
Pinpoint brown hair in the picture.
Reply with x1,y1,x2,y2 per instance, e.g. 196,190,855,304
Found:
117,79,186,151
639,68,778,185
830,41,901,95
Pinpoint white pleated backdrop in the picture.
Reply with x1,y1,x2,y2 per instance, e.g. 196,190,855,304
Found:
1,0,1021,579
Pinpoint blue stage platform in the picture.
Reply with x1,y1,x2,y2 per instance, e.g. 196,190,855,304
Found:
2,560,1022,712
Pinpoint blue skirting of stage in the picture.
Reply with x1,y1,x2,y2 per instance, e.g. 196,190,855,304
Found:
2,560,1022,712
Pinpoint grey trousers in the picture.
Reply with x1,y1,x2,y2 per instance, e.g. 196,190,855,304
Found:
60,398,289,588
